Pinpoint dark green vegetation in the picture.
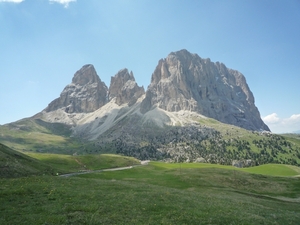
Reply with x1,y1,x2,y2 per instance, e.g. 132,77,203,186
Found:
1,159,300,224
114,117,300,166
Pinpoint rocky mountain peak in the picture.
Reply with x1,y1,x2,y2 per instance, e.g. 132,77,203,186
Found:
108,68,134,98
72,64,99,85
45,64,108,113
109,68,145,106
141,49,269,131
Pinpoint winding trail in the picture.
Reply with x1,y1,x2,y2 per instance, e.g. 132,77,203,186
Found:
59,160,150,178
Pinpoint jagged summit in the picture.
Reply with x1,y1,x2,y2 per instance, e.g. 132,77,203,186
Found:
72,64,99,85
141,49,269,131
108,69,145,106
45,64,108,113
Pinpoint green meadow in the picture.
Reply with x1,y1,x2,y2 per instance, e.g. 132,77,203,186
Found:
26,152,140,173
1,149,300,224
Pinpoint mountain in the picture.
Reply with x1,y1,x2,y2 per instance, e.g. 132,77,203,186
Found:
141,50,268,131
41,49,269,132
45,64,108,113
2,49,300,167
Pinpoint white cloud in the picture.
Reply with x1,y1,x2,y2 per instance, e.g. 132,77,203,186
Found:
263,113,300,133
49,0,76,8
262,113,280,124
287,114,300,122
0,0,24,3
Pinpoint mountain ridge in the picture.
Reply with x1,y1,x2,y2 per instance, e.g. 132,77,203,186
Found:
41,49,269,132
7,49,298,166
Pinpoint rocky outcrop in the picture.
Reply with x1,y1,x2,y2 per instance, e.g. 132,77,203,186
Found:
141,49,269,131
232,159,253,168
108,69,145,106
45,64,108,113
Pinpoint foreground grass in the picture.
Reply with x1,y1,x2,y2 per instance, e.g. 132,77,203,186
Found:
1,162,300,224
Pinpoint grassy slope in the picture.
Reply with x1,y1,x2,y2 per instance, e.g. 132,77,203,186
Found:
1,116,300,166
0,142,140,178
0,143,56,178
26,152,140,172
151,161,300,176
242,164,300,176
0,118,83,154
1,162,300,224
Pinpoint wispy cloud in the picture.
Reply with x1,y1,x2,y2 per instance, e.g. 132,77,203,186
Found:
49,0,76,8
0,0,24,3
263,113,300,133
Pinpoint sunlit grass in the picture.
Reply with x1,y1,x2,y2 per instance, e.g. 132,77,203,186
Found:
25,152,140,172
242,164,299,176
151,161,300,177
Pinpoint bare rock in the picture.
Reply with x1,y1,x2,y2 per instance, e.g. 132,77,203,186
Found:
108,69,145,106
194,157,206,163
232,159,253,168
45,64,108,113
141,49,269,131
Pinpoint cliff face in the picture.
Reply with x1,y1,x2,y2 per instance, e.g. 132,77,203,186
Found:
108,69,145,106
45,64,108,113
141,49,269,131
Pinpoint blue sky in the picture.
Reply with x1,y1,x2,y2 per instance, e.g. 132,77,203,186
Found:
0,0,299,133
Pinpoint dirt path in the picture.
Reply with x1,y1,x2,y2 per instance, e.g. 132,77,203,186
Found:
59,160,150,178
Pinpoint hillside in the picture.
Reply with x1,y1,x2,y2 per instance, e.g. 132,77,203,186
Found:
0,143,56,178
26,152,140,173
111,114,300,166
0,118,86,154
0,141,141,178
1,114,300,167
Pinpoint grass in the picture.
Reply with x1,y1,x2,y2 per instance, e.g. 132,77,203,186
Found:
0,143,56,177
1,159,300,224
0,119,82,154
0,143,140,178
151,161,300,176
25,152,140,173
242,164,299,176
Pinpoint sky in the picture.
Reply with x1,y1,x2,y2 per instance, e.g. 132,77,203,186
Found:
0,0,299,133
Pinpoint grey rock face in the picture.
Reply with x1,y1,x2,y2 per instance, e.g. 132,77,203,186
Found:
108,69,145,106
141,49,269,131
45,64,108,113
